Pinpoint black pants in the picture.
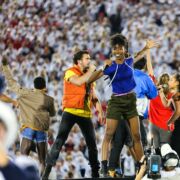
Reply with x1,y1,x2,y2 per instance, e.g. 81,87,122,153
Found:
46,111,99,170
171,120,180,158
109,116,147,169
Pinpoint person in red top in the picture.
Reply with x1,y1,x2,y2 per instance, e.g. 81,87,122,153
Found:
159,73,180,157
146,49,173,154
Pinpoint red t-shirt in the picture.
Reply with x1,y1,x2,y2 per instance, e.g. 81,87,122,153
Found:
148,75,173,130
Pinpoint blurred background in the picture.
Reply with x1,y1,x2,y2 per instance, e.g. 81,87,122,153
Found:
0,0,179,179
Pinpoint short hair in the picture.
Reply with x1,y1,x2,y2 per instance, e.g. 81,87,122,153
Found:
33,77,46,89
73,50,89,65
134,57,147,70
110,34,128,51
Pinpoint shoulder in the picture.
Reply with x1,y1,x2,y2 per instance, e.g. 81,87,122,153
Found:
125,57,133,64
64,69,77,81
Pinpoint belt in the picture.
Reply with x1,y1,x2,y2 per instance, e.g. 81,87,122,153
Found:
113,90,134,97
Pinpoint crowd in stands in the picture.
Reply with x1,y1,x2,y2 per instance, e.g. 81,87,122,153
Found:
0,0,179,178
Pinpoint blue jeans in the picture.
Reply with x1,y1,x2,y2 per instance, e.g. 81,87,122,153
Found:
21,127,47,143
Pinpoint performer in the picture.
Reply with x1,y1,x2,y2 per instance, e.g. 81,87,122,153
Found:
42,50,104,179
108,54,158,177
147,48,174,155
159,73,180,156
1,57,56,175
88,34,159,177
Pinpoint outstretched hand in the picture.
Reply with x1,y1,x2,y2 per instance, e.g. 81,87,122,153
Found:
145,40,160,49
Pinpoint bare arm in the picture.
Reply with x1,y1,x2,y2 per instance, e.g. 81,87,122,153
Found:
168,98,180,125
92,90,105,125
146,49,154,76
87,60,112,84
87,70,104,84
69,64,96,86
159,89,171,107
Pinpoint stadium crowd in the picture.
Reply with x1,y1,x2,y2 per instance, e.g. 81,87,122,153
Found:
0,0,179,179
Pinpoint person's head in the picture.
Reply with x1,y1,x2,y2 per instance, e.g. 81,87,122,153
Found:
133,57,147,70
33,76,46,90
161,144,179,171
158,73,170,94
73,50,91,71
168,73,180,92
110,34,128,60
0,102,18,148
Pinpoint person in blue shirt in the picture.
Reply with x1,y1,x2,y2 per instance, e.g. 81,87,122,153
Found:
107,56,158,177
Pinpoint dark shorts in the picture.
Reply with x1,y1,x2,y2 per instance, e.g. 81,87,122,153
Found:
106,92,138,120
21,127,47,143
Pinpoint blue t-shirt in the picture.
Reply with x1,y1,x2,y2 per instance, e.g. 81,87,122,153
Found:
103,57,136,94
134,69,157,99
134,69,158,118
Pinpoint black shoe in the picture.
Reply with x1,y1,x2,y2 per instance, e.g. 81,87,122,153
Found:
92,171,100,178
100,160,108,177
42,164,52,180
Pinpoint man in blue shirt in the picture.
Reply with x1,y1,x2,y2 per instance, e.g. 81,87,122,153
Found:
107,57,158,177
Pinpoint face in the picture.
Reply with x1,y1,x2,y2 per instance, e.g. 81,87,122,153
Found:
78,53,91,70
168,75,179,89
112,44,126,60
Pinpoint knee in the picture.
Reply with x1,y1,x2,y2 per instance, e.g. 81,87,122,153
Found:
104,131,114,142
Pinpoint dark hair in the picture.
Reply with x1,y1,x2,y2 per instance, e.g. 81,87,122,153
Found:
174,73,180,92
110,34,128,52
73,50,89,65
133,57,147,70
33,77,46,89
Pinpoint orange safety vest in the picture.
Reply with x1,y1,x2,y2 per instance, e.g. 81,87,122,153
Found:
62,66,93,110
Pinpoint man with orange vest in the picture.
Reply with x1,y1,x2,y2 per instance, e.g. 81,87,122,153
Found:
42,50,105,179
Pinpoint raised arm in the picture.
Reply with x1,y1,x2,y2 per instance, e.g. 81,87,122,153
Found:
1,57,28,95
146,49,154,76
158,88,171,107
